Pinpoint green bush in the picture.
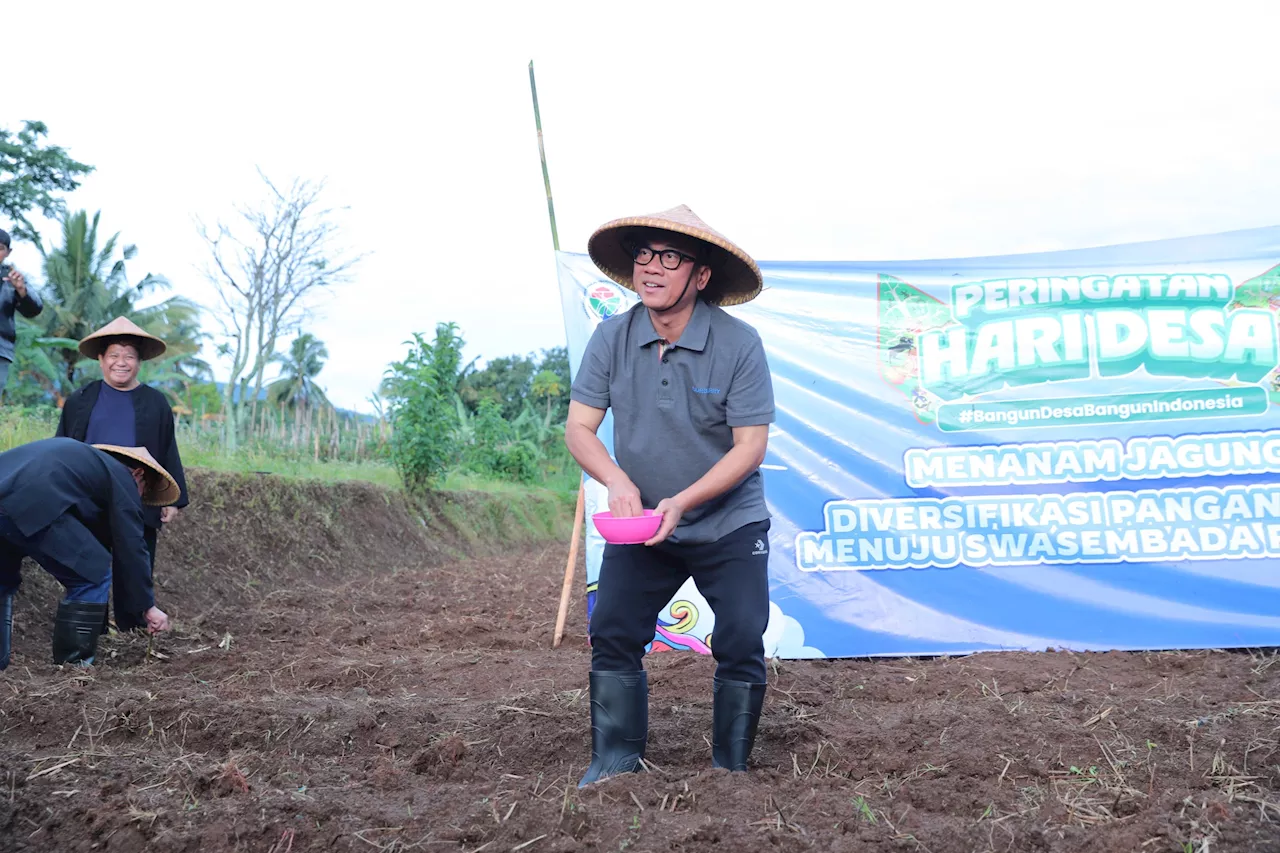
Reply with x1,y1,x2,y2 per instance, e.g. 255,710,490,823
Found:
383,324,465,493
463,399,539,483
0,405,60,449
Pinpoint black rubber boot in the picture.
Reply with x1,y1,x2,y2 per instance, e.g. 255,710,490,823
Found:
577,670,648,788
52,601,108,666
0,595,12,671
712,678,767,771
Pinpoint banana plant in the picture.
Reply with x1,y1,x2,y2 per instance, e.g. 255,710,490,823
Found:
5,322,80,404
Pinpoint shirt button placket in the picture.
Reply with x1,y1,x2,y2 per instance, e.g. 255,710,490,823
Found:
659,347,671,402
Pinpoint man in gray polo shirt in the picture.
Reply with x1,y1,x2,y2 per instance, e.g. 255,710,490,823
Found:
566,204,775,786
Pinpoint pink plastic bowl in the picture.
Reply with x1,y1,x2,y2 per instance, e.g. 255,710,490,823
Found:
592,510,663,544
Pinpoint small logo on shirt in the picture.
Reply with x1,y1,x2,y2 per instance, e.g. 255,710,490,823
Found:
752,539,768,556
692,387,721,395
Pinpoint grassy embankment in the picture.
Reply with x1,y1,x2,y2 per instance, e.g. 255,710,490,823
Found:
0,406,578,546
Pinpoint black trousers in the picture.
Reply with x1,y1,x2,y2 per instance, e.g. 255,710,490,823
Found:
589,519,771,684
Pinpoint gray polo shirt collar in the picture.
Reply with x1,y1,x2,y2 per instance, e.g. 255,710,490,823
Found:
635,297,711,352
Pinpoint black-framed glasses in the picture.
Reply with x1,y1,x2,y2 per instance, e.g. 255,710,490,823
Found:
631,244,697,270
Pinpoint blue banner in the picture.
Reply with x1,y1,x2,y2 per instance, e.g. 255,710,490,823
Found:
556,225,1280,658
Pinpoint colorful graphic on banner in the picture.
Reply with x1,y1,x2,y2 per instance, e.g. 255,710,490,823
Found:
555,226,1280,658
877,274,953,424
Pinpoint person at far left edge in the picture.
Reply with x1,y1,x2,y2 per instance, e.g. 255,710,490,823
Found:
0,227,44,399
56,316,190,633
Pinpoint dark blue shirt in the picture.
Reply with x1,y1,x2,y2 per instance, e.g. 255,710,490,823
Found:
84,384,138,446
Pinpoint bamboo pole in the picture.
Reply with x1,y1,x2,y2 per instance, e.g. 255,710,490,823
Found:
528,60,560,251
531,58,586,647
553,480,585,648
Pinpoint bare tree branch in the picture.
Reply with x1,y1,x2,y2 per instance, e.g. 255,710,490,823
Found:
197,170,364,449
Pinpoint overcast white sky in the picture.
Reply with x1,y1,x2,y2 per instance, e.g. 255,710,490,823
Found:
7,0,1280,412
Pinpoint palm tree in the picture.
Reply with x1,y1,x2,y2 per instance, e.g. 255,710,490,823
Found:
137,305,213,404
131,300,210,380
33,210,204,396
267,332,330,411
530,369,564,429
137,354,197,407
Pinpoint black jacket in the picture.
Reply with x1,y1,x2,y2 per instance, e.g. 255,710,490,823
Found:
0,437,155,618
56,380,190,529
0,265,43,363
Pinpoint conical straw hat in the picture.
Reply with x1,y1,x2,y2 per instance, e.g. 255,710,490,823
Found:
587,204,763,307
92,444,181,506
78,316,167,361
